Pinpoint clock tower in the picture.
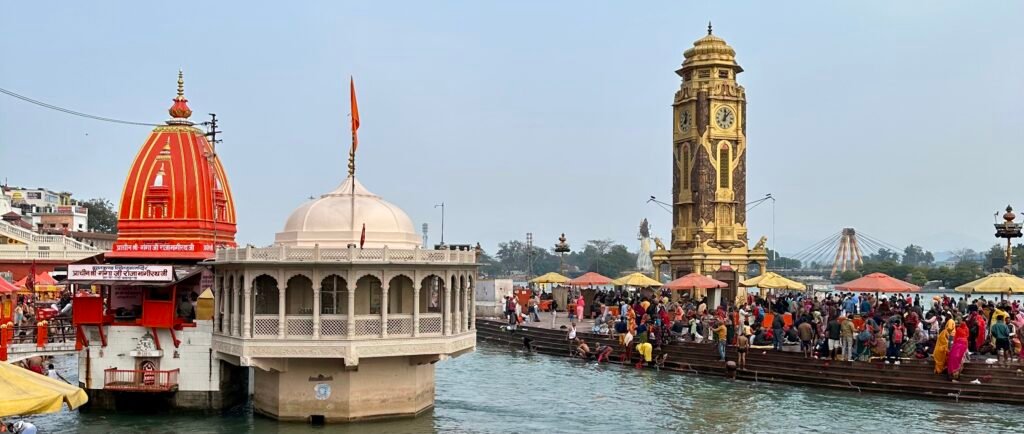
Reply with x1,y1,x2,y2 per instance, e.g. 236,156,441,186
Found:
654,24,767,305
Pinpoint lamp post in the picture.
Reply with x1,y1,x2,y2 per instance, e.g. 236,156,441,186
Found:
994,205,1022,272
434,203,445,247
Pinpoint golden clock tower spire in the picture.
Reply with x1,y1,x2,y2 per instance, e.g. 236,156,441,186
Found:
653,25,768,306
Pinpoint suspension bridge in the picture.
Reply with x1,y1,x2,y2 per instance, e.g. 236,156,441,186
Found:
782,228,903,278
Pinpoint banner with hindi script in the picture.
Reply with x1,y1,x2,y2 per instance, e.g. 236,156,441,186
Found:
68,264,174,282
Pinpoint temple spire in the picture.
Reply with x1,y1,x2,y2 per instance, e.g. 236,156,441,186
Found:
707,21,713,35
176,69,185,99
168,69,193,121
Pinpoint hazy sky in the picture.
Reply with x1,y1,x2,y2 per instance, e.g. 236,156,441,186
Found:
2,2,1022,257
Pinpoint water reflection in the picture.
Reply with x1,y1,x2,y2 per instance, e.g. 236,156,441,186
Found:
25,343,1024,433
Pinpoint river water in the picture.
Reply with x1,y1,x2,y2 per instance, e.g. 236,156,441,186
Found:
25,342,1024,433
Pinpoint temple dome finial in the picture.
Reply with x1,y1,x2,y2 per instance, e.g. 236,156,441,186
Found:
708,21,713,35
168,69,193,122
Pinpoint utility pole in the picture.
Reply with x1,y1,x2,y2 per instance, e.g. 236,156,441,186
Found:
434,203,445,246
526,232,534,280
203,113,222,251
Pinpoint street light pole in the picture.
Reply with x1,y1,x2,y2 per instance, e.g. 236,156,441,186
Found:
434,202,445,246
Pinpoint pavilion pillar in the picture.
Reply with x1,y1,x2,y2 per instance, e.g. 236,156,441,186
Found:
243,279,252,339
444,274,452,336
347,282,356,338
413,281,421,337
278,282,287,338
228,283,236,336
469,279,476,330
453,280,461,334
313,285,321,339
380,282,389,338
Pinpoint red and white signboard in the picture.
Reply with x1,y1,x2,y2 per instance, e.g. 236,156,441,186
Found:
68,264,174,282
112,241,214,253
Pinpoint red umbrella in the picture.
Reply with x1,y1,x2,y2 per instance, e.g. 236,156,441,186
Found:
835,272,920,293
568,272,612,287
663,273,728,291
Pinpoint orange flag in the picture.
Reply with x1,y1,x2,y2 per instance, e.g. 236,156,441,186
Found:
350,76,360,153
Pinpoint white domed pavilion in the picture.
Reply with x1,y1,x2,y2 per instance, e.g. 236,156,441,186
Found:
211,171,477,422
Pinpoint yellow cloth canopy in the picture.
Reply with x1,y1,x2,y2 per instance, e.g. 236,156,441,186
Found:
955,272,1024,294
529,272,570,284
740,272,806,291
612,273,662,288
0,362,88,417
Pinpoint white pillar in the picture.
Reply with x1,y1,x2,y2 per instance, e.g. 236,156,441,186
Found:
228,283,235,336
347,281,356,338
413,281,421,337
313,285,321,339
469,279,476,330
381,282,389,338
443,275,452,336
454,282,461,334
278,282,287,338
243,280,252,339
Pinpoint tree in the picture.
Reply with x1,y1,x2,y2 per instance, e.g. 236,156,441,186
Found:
866,248,900,263
952,248,979,265
985,244,1007,271
901,244,934,267
766,249,801,269
80,198,117,233
838,270,861,282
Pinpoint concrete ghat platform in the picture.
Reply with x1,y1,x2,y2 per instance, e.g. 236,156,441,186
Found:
476,317,1024,406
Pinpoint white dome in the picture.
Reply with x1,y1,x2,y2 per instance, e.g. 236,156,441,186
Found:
276,176,421,249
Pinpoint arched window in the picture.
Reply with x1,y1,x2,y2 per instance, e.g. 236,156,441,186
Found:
285,275,313,315
253,275,279,315
420,275,444,314
388,275,414,314
718,144,730,189
320,275,347,315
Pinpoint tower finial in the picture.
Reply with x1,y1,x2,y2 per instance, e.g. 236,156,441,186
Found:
708,21,713,35
176,69,185,99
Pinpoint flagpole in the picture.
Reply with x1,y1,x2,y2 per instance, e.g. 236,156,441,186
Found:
349,77,358,237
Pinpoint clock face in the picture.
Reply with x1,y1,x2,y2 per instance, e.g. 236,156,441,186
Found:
678,110,691,132
715,106,735,129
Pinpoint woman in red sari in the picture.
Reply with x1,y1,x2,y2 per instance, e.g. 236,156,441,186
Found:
947,321,970,381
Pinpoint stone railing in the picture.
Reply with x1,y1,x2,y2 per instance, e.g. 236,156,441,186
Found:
225,312,463,340
0,246,100,260
0,220,98,251
215,245,476,265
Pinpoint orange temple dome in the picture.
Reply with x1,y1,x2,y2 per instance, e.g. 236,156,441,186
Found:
109,71,237,259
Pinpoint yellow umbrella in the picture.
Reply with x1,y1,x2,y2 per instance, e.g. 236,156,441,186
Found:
740,272,806,291
955,272,1024,294
612,272,663,287
529,272,570,285
0,361,88,417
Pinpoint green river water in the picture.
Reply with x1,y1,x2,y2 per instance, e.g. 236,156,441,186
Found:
22,342,1024,433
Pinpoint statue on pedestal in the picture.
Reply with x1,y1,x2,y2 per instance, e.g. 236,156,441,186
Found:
636,219,654,273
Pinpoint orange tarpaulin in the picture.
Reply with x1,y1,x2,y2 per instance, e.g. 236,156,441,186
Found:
568,272,612,287
836,272,920,293
14,272,58,287
663,273,727,291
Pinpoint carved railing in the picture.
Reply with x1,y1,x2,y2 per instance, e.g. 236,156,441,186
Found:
216,245,476,264
320,314,348,336
418,313,443,336
354,315,382,336
252,315,279,337
286,316,314,336
387,314,414,336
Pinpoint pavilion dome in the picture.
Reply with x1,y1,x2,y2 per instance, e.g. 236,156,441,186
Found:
276,176,421,249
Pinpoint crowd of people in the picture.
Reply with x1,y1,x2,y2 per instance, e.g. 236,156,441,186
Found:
504,288,1024,380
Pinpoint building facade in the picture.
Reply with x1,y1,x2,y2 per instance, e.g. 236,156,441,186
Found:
653,26,767,304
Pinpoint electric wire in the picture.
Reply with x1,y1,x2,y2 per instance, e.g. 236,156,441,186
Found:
0,86,162,127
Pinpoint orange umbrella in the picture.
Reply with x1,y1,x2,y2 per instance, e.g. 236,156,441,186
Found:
568,272,612,286
663,273,727,291
835,272,920,293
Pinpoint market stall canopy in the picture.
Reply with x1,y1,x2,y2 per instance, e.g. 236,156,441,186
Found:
664,273,728,291
740,272,806,291
835,272,919,293
529,272,570,285
0,278,16,293
954,272,1024,294
0,361,88,417
568,272,613,287
14,272,58,288
612,272,663,287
